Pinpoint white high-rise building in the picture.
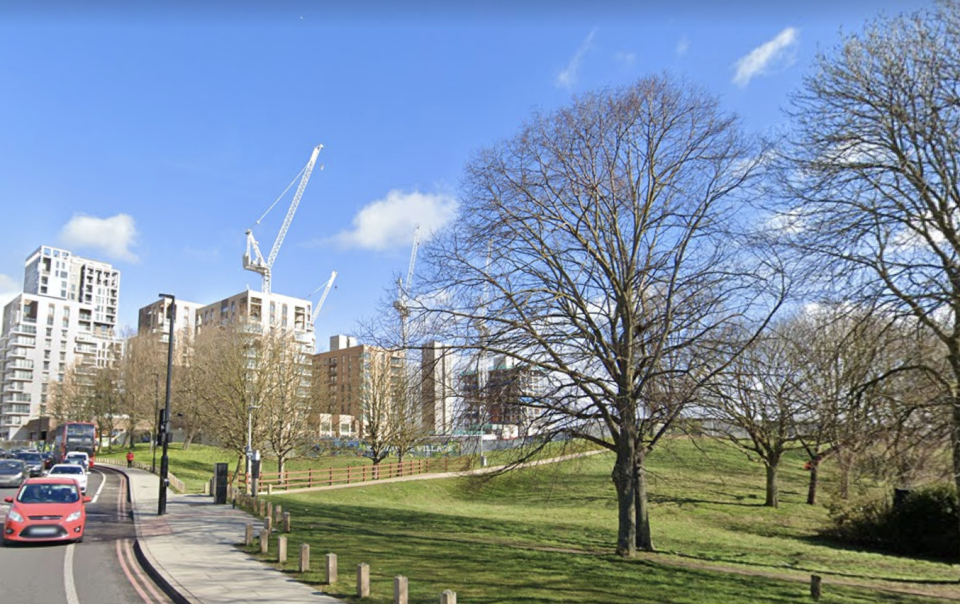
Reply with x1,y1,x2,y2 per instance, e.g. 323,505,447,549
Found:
0,246,121,440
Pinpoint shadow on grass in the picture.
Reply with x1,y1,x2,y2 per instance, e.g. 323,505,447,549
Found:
250,498,955,603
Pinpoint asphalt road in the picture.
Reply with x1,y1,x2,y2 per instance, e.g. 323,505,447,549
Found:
0,465,172,604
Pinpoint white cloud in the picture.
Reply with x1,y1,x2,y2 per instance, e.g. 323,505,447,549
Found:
58,213,140,262
676,36,690,58
330,189,457,251
614,50,635,67
732,27,799,87
556,28,597,90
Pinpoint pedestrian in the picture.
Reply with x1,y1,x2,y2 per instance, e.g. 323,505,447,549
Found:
126,450,134,468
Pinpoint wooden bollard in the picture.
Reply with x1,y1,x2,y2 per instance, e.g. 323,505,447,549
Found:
264,516,273,535
326,553,338,584
283,512,291,533
394,575,408,604
245,523,254,546
259,528,269,554
278,536,288,563
275,504,283,523
357,563,370,598
267,483,273,495
810,575,822,600
258,498,265,516
441,590,457,604
299,543,310,573
266,501,273,521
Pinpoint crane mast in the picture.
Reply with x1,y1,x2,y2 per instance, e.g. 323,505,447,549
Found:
243,144,324,294
393,225,421,343
311,271,338,324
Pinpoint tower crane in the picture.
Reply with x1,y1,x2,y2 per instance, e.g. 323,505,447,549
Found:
309,271,338,325
393,225,421,343
243,144,324,294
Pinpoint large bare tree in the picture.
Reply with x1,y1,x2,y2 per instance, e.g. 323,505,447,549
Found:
778,1,960,547
419,75,785,556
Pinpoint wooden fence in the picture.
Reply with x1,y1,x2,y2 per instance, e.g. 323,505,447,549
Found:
236,457,470,494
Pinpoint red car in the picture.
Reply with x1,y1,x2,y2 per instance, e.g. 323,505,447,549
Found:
2,477,91,545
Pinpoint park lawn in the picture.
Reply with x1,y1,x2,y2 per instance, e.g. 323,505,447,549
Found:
99,439,595,492
243,437,959,604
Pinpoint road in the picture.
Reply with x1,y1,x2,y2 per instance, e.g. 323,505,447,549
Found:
0,465,172,604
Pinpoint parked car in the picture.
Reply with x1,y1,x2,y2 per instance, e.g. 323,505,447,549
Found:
14,452,44,477
2,477,91,544
0,460,28,488
64,452,92,471
47,464,88,495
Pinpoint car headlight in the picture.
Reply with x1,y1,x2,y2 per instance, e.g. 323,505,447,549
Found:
7,510,23,523
65,511,82,522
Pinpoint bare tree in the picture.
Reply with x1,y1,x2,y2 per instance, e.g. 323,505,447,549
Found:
419,75,785,556
702,320,806,508
260,329,317,475
778,1,960,544
116,330,167,449
358,347,404,466
188,323,271,480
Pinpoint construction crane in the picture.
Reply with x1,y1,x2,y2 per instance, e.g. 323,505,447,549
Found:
243,144,323,294
309,271,338,325
393,225,421,343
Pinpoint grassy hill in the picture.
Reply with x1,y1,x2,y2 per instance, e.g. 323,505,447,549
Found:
228,437,960,603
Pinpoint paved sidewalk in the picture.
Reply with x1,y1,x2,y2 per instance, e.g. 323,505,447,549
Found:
122,467,344,604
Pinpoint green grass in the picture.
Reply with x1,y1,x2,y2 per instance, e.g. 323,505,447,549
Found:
234,438,959,604
98,438,596,493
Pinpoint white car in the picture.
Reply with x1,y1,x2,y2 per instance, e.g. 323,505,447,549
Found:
64,452,91,470
47,463,89,494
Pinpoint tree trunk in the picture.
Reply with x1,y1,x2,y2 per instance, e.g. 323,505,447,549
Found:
612,440,637,557
765,461,779,508
807,460,820,505
952,395,960,564
634,445,653,551
838,458,851,500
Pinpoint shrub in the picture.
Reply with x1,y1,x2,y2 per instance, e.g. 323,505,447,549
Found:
824,484,958,560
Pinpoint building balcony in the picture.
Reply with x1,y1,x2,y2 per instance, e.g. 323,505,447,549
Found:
75,345,97,355
6,372,33,382
6,348,28,359
2,393,31,404
6,360,34,370
11,323,37,335
75,331,95,343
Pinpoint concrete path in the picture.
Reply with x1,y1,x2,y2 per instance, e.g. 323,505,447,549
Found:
118,465,344,604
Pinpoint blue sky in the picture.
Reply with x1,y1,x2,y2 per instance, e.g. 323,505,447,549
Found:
0,0,931,351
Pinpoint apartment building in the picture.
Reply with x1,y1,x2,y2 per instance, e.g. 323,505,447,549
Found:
313,335,405,439
137,289,314,353
0,246,121,440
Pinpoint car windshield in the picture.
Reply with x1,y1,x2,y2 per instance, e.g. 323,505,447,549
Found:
0,461,25,473
17,483,79,504
51,466,83,475
19,453,42,463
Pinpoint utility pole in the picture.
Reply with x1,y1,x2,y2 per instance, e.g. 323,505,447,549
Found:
158,294,176,516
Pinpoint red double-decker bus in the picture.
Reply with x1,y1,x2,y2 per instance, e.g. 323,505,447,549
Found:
51,422,98,466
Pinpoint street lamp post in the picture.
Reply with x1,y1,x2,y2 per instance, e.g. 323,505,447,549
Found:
158,294,176,516
152,372,160,473
246,403,259,495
